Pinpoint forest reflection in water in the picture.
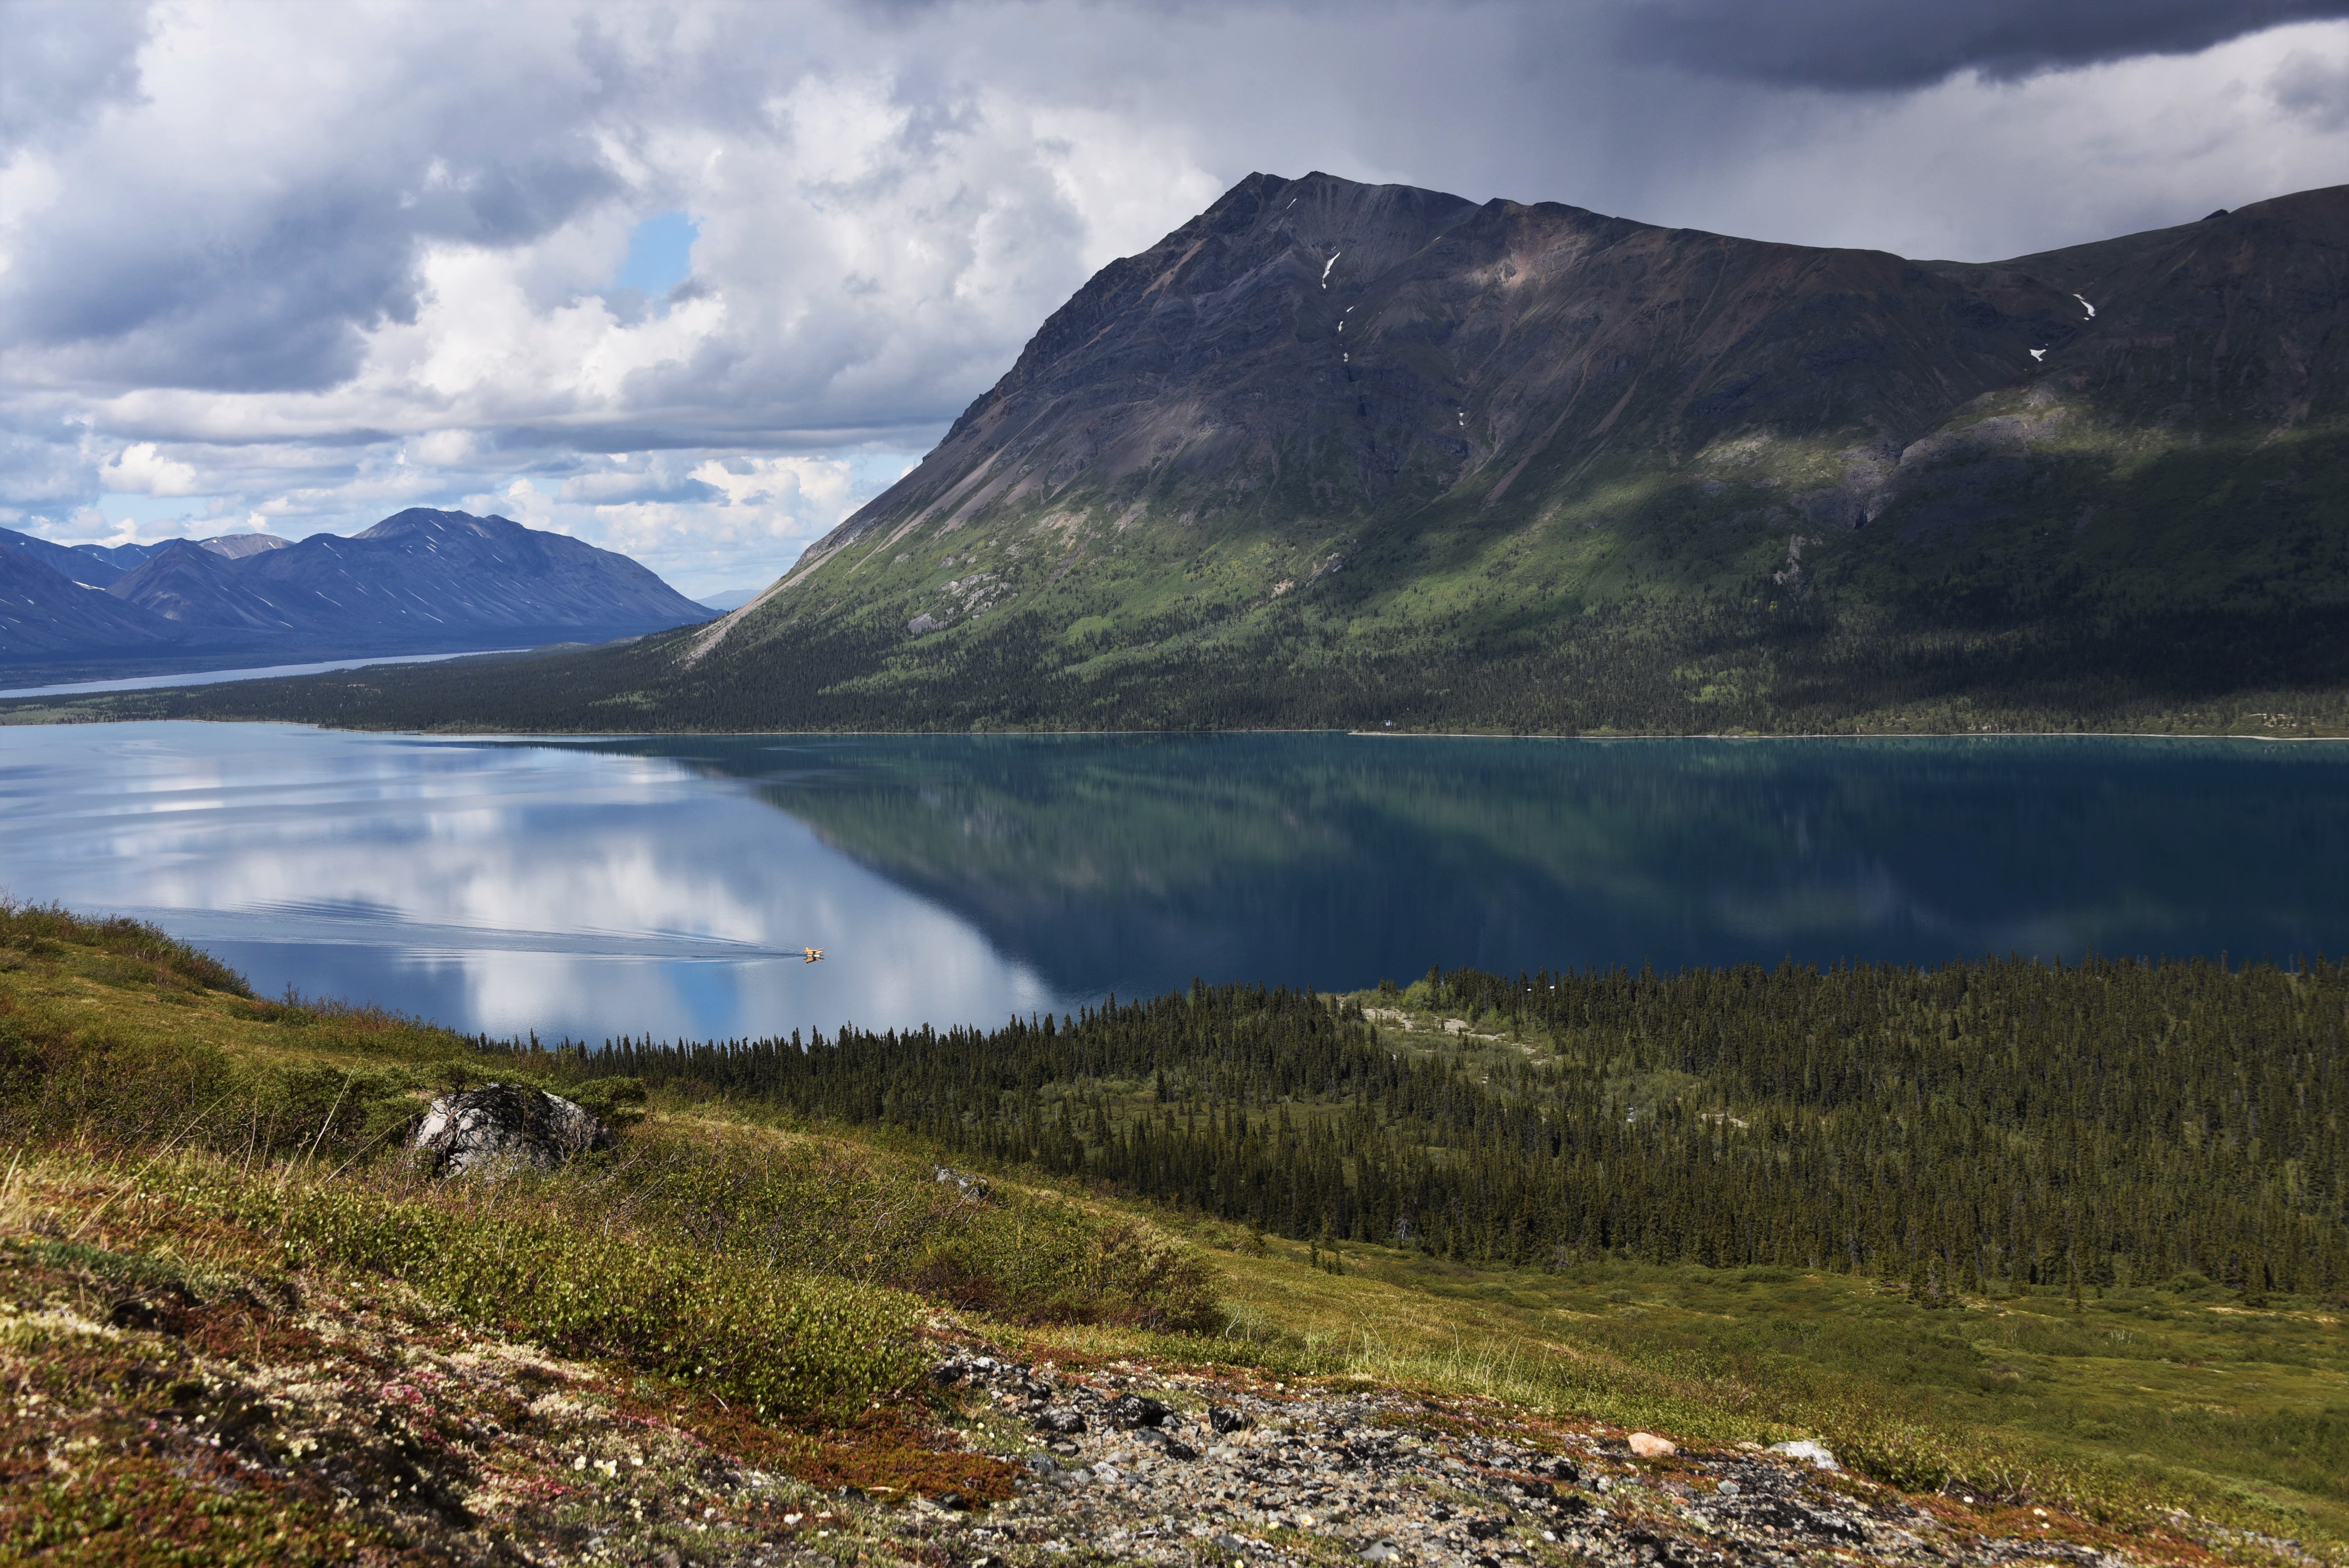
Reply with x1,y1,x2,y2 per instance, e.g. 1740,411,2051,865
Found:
1,724,2342,1041
655,731,2349,998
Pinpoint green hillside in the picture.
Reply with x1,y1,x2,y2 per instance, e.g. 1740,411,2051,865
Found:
10,902,2349,1561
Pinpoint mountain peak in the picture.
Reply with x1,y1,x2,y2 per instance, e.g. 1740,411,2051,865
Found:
358,508,512,540
4,508,709,676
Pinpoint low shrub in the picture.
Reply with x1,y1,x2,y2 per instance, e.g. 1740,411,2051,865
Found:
218,1176,923,1424
0,899,248,996
543,1126,1219,1331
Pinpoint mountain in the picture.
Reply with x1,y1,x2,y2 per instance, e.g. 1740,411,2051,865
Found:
0,510,711,681
0,538,179,659
22,175,2349,733
664,172,2349,728
0,526,290,591
193,532,289,562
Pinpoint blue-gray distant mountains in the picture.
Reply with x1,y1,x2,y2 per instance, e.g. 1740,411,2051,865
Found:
0,509,711,678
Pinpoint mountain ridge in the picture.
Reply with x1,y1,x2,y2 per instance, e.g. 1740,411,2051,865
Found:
0,508,711,680
20,173,2349,733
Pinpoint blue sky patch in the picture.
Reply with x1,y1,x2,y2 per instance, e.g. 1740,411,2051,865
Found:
615,210,699,299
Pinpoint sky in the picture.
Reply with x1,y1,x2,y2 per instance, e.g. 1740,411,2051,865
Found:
2,1,2346,598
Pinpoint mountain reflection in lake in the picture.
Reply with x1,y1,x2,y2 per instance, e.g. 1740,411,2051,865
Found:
2,724,2344,1041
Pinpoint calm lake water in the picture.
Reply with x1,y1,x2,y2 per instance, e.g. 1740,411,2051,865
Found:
2,723,2344,1042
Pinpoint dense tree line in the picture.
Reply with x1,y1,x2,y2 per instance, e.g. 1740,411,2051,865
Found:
487,955,2349,1298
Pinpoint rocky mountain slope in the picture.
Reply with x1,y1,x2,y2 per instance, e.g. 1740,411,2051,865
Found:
0,534,182,658
0,509,710,679
654,172,2342,732
23,174,2347,732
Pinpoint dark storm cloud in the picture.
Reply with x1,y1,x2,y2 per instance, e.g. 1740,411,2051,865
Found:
1618,0,2349,88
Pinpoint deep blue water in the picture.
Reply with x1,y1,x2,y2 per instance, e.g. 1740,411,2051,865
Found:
2,723,2343,1041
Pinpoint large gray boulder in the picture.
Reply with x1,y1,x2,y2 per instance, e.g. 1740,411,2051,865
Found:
409,1083,612,1176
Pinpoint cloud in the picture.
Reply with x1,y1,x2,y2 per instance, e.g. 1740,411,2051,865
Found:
100,440,201,495
0,0,151,152
2271,37,2349,125
0,0,2343,591
1616,0,2349,89
0,426,95,511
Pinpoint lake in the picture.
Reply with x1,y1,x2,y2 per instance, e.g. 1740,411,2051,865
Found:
2,723,2344,1042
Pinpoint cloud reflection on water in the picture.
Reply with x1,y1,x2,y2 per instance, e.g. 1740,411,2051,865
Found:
2,725,2345,1042
0,724,1059,1040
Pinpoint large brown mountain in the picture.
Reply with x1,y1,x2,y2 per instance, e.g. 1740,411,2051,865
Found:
39,175,2349,733
731,171,2091,597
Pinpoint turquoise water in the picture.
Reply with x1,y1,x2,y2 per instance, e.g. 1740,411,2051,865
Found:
2,724,2343,1041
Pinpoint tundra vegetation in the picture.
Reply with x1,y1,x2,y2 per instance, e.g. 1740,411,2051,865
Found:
4,900,2349,1561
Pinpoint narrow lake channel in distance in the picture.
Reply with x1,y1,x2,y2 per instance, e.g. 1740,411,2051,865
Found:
3,722,2345,1041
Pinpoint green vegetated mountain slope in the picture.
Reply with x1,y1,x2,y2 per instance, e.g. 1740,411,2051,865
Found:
27,171,2349,733
679,170,2349,734
16,900,2349,1561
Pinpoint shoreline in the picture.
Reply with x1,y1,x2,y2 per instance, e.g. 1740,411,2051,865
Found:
6,711,2343,745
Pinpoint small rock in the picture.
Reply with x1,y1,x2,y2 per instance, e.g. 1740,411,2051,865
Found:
1767,1439,1840,1471
1035,1407,1088,1435
409,1084,611,1177
933,1165,991,1200
1628,1432,1677,1459
1213,1534,1249,1554
106,1286,197,1336
1107,1393,1171,1429
1136,1429,1199,1460
1359,1541,1400,1563
1717,1480,1741,1497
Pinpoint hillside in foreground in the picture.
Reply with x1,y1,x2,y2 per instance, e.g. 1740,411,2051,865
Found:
5,903,2348,1564
22,171,2348,736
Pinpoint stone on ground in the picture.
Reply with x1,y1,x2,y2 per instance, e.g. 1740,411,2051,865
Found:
409,1083,612,1177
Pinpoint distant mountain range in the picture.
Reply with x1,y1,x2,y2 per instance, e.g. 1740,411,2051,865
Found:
0,509,711,681
19,174,2349,734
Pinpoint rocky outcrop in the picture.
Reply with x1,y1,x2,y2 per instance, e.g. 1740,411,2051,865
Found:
408,1083,612,1177
915,1353,2183,1568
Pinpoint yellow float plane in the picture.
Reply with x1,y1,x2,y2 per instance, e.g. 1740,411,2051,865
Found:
803,946,825,964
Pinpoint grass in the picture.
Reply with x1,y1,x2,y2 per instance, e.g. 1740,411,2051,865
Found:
1183,1230,2349,1541
5,903,2349,1562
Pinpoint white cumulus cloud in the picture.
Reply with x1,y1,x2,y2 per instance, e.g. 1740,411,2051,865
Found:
0,0,2341,595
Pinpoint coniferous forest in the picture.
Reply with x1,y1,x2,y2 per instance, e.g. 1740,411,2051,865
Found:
488,955,2349,1300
